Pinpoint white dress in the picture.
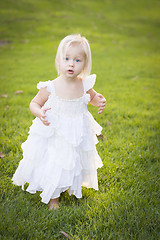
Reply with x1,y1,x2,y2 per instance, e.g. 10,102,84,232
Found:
12,74,103,204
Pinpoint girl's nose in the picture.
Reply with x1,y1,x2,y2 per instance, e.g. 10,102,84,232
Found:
69,59,74,66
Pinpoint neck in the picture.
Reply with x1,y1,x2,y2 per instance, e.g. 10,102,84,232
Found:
61,74,78,83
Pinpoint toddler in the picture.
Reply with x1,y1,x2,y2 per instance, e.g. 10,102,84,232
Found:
12,34,106,210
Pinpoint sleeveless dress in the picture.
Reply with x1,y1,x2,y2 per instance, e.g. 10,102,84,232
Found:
12,74,103,204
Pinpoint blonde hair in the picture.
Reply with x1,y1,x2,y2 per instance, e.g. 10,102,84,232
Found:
55,34,92,79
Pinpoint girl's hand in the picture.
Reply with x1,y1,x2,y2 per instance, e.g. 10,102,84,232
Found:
39,107,51,126
88,89,106,114
97,94,106,114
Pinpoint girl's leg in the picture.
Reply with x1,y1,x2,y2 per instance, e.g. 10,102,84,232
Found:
48,197,59,210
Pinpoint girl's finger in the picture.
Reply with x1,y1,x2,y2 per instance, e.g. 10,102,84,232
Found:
98,110,103,114
44,121,50,125
100,99,106,104
43,122,49,126
40,116,46,120
42,119,50,126
99,105,105,109
99,104,105,109
44,108,51,113
43,118,49,123
99,102,106,108
98,107,104,112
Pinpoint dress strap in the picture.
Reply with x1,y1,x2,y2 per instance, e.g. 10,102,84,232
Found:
83,74,96,92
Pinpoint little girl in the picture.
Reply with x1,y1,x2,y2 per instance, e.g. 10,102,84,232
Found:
12,34,106,210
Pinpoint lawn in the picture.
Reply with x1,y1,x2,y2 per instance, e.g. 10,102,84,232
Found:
0,0,160,239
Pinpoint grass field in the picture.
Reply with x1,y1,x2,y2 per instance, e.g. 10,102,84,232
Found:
0,0,160,239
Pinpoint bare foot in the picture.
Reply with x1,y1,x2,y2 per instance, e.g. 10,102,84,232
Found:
48,198,59,210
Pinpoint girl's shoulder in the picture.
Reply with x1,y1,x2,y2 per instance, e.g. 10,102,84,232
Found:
51,76,61,86
83,74,96,92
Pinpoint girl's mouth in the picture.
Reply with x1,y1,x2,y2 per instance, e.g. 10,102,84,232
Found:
68,70,74,74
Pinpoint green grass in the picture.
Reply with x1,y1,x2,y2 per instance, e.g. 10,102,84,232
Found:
0,0,160,239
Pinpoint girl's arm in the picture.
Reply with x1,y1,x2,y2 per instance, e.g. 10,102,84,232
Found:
29,87,51,126
87,89,106,114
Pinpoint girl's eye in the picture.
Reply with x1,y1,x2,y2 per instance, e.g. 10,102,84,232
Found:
65,57,69,61
75,59,80,62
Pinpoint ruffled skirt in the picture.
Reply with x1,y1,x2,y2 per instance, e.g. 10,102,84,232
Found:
12,112,103,204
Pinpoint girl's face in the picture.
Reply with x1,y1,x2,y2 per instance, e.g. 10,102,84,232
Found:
59,43,86,80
